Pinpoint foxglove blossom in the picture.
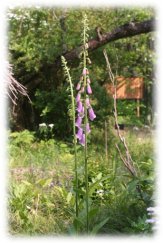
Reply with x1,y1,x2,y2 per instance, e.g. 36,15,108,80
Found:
77,101,83,113
86,97,90,108
76,82,81,91
87,78,91,84
83,68,87,76
79,133,85,146
77,106,84,118
87,84,92,94
75,116,82,127
86,123,91,134
76,127,83,140
76,92,81,102
88,107,96,121
81,106,84,115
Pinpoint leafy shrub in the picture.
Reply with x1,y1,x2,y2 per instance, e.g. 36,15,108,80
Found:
9,130,35,146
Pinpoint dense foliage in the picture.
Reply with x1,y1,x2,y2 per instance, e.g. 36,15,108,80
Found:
8,7,155,136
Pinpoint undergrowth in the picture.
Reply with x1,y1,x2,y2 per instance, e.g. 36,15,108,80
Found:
8,127,155,235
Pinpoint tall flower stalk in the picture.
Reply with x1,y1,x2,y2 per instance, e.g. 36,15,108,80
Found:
62,14,96,234
75,13,96,233
83,15,89,233
61,56,79,230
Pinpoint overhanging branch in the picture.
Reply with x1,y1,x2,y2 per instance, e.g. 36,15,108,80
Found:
55,18,154,67
25,18,155,90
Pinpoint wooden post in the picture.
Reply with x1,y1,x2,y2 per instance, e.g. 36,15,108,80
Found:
105,120,108,160
137,99,140,117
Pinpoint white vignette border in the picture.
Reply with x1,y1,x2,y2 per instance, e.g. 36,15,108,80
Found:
0,1,163,243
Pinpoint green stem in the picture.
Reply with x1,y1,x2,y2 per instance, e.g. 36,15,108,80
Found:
83,19,89,234
69,74,79,230
61,57,78,232
71,82,79,222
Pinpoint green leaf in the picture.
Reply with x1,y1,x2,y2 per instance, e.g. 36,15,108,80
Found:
89,175,111,196
59,143,68,148
36,178,52,188
127,179,139,192
88,207,99,220
91,217,110,234
96,172,102,180
66,192,72,204
22,180,32,187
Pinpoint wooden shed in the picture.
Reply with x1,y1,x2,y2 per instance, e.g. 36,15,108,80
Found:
105,76,144,117
105,76,143,99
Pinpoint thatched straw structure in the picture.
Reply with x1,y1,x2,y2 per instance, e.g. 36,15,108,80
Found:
6,63,30,105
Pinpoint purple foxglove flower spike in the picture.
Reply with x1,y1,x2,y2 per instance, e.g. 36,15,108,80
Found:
86,97,90,108
86,123,91,134
83,68,87,76
76,92,81,102
76,127,83,140
75,116,82,127
79,133,85,146
77,101,83,113
87,84,92,94
88,107,96,121
76,82,81,91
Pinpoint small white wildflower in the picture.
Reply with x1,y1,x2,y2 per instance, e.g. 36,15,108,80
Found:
96,189,104,195
145,218,156,224
49,124,54,128
133,126,139,131
147,207,157,213
39,123,46,127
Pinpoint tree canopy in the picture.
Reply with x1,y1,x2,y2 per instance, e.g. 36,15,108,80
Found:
7,7,155,136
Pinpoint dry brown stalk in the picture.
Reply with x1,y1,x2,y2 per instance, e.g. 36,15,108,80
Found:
103,49,137,177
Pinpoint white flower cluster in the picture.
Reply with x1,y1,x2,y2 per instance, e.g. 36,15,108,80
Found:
39,123,46,127
39,123,54,128
96,189,104,198
146,207,158,230
96,189,104,195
